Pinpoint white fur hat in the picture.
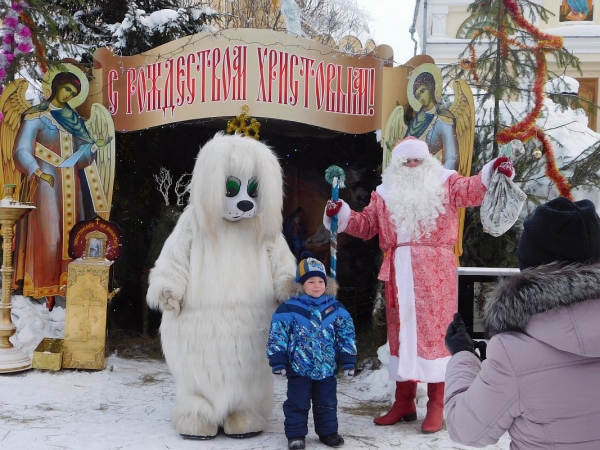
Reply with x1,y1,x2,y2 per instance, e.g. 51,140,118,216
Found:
392,137,429,160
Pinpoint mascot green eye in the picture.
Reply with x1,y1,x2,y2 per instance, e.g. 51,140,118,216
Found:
226,176,241,197
247,177,259,198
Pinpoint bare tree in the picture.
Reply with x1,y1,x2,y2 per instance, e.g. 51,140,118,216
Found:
153,167,173,205
207,0,285,30
175,173,192,206
203,0,370,52
300,0,370,45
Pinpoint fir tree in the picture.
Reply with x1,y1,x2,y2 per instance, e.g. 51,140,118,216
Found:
102,1,216,56
0,0,87,90
0,0,216,89
447,0,581,153
442,0,600,267
56,0,129,54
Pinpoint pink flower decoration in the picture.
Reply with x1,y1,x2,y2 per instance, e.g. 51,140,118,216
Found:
18,26,31,38
5,17,18,28
3,34,15,45
16,42,31,53
0,68,7,79
0,112,4,123
6,53,15,64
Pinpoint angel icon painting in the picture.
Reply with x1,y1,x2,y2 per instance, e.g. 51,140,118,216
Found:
383,62,475,256
0,63,115,310
561,0,592,21
383,63,475,178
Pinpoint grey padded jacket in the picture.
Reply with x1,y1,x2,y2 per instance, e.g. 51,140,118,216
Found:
445,263,600,450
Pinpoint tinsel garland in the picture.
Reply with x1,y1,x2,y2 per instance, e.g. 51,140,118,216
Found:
226,104,261,139
324,165,346,188
500,0,571,198
462,0,572,199
460,45,480,84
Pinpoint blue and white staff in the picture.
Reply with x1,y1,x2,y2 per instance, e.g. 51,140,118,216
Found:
324,165,345,280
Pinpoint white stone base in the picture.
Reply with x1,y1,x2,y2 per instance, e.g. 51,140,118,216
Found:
0,346,32,373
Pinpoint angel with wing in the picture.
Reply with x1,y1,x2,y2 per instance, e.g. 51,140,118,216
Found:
383,63,475,179
0,64,115,310
383,63,475,259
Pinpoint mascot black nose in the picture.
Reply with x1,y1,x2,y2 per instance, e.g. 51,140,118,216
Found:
237,200,254,212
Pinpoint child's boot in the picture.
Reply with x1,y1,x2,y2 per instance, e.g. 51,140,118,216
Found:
319,433,344,447
288,437,306,449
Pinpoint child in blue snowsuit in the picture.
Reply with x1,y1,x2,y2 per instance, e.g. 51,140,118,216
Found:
267,255,357,450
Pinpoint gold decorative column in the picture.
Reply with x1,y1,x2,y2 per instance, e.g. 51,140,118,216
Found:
62,258,113,370
0,184,35,373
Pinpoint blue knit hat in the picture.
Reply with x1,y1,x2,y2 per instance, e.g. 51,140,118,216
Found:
295,253,327,285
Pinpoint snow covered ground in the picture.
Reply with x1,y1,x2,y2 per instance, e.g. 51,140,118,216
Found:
1,297,511,450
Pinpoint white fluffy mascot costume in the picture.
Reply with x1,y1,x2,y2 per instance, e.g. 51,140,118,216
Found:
147,133,297,440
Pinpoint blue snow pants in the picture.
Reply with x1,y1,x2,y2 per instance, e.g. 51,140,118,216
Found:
283,374,338,439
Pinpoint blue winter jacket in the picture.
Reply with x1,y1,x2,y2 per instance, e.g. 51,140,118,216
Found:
266,278,357,380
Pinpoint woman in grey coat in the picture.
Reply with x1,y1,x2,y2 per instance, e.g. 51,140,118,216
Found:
444,197,600,449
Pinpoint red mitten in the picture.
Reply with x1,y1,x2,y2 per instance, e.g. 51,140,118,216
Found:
493,156,514,178
325,199,342,217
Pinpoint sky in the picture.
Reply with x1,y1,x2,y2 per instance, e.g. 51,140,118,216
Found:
355,0,418,65
2,295,511,450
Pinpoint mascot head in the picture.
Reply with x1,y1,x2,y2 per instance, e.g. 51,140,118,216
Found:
189,132,284,240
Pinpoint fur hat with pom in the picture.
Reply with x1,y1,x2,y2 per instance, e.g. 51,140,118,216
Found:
391,137,429,161
518,197,600,269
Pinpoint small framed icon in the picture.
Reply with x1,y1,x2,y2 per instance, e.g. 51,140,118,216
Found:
85,231,107,259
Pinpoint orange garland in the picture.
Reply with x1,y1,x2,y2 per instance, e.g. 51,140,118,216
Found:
466,0,572,199
460,45,480,84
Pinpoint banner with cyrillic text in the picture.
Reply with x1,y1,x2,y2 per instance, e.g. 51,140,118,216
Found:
87,28,390,133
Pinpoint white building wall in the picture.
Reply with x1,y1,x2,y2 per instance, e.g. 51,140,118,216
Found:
413,0,600,130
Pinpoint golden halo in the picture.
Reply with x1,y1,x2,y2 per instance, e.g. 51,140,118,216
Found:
42,63,89,109
407,63,443,111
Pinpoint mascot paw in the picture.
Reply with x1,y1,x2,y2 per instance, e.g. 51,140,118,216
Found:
223,411,266,438
175,415,218,439
160,289,181,314
167,297,181,315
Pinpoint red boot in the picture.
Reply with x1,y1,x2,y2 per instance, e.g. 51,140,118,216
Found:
421,382,444,433
374,381,417,425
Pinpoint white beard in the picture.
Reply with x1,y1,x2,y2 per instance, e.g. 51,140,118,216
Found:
382,157,447,240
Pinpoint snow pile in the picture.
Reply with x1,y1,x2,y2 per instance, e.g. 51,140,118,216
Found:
10,295,65,356
546,76,579,95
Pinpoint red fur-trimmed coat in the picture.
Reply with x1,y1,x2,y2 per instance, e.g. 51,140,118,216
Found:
334,168,488,382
